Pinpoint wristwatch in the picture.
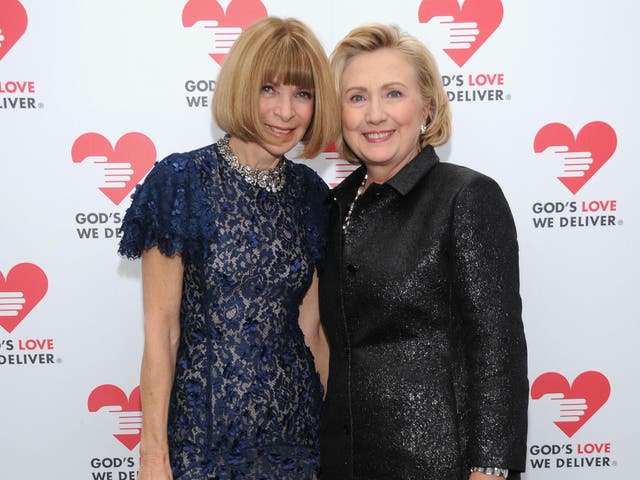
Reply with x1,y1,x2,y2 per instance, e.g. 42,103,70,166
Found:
470,466,509,478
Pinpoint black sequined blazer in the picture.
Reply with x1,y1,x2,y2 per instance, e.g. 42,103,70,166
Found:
318,146,528,480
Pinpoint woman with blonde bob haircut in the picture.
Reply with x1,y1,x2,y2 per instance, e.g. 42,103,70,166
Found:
213,16,338,158
319,24,528,480
119,16,337,480
330,23,450,162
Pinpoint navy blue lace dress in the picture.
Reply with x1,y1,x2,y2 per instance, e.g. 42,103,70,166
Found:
118,143,329,479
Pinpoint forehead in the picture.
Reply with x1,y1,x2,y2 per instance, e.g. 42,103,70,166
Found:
341,48,417,88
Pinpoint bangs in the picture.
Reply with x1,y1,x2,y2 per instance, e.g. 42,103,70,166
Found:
260,39,315,90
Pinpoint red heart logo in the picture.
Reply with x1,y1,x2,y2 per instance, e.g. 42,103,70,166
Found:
71,132,156,206
0,263,48,334
182,0,267,65
88,385,142,451
531,371,610,437
0,0,28,61
533,121,617,194
419,0,503,67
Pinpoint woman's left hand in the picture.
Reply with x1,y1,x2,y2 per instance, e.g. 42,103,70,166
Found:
469,472,506,480
298,269,329,392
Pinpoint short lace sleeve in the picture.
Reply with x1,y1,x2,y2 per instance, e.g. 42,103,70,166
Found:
301,166,330,271
118,153,207,262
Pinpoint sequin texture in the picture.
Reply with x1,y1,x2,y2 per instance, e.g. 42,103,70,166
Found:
318,146,528,480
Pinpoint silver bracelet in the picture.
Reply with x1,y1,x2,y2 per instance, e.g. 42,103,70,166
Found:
470,466,509,478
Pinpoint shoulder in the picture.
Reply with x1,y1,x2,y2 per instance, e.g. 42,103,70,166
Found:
287,160,330,196
433,162,497,190
144,144,218,185
125,143,220,221
436,164,515,234
287,161,330,266
429,162,506,204
411,161,512,225
119,144,218,260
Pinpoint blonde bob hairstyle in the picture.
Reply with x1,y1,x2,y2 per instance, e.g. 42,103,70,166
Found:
212,17,339,159
330,24,451,162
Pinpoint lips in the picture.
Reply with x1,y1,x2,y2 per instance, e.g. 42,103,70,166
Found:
364,130,395,142
266,124,295,136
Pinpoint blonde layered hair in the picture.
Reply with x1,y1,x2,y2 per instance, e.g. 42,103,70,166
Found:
331,24,451,162
212,17,338,158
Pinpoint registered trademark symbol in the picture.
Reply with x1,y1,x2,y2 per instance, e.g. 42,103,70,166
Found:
505,93,511,101
612,460,618,467
38,102,44,109
56,357,63,364
618,219,624,226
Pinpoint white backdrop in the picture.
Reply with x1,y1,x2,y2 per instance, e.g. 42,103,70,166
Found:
1,1,638,478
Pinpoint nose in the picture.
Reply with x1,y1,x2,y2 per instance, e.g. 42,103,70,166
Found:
274,95,295,121
365,96,386,124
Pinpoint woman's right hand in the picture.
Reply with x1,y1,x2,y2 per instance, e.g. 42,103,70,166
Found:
138,453,173,480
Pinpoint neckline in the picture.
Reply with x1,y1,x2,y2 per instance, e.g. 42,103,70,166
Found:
216,135,287,193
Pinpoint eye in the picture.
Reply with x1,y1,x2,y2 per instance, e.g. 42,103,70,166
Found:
297,90,313,100
388,89,402,98
349,94,365,103
260,84,274,93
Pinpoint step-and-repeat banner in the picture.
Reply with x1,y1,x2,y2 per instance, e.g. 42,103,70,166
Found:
1,1,638,478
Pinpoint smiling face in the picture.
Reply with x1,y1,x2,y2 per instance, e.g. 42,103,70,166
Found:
340,48,428,179
257,82,314,160
233,81,315,167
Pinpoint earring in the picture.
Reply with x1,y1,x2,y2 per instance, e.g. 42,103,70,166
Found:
420,123,427,134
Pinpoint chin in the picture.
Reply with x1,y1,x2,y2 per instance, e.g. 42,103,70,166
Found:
360,151,394,165
266,144,294,157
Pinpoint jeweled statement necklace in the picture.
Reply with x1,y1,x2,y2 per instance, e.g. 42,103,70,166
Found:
342,173,368,234
217,134,286,193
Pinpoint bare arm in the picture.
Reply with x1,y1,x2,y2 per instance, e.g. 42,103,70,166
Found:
138,247,184,480
298,269,329,394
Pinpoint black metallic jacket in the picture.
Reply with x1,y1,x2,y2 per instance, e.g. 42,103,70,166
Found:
319,147,528,480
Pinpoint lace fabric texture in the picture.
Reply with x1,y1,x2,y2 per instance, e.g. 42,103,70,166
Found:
119,143,328,479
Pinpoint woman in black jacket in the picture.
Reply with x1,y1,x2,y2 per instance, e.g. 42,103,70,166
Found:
319,24,528,480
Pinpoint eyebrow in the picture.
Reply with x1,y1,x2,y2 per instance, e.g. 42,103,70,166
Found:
342,82,408,93
381,82,408,89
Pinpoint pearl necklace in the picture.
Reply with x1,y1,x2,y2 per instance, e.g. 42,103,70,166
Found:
342,174,368,234
217,134,286,193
